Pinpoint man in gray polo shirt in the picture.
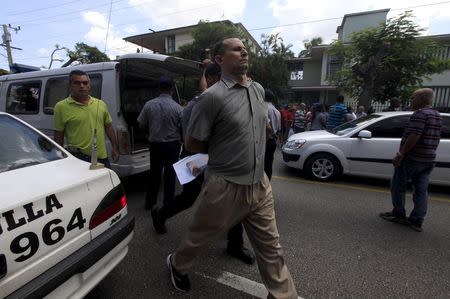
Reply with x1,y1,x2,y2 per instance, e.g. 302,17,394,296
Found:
166,38,298,299
137,76,182,233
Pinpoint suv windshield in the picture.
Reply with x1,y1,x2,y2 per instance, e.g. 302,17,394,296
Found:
331,114,381,136
0,115,66,172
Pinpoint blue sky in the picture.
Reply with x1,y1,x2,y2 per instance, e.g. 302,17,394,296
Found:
1,0,450,71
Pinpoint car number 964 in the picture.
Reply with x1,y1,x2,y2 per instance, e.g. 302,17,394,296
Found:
1,194,86,262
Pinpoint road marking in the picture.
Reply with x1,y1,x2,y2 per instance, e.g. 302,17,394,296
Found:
199,271,304,299
272,175,450,203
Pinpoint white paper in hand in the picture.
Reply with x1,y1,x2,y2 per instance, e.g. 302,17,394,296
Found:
173,153,208,185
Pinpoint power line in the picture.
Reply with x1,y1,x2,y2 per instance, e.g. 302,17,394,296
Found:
7,0,125,26
4,0,82,17
247,0,450,32
7,0,450,62
104,0,114,53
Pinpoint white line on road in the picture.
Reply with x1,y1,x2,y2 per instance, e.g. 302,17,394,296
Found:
199,271,304,299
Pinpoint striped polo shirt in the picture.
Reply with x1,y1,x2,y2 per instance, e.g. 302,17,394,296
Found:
326,102,347,129
401,107,442,162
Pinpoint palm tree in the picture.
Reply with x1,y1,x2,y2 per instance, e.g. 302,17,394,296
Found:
299,37,323,57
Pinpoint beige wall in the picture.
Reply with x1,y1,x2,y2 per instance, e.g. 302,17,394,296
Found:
289,60,322,87
175,33,193,51
340,11,388,43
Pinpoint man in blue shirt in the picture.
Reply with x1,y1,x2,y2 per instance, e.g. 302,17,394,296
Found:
326,95,347,130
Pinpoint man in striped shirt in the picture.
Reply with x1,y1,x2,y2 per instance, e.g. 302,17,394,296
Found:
326,95,347,130
380,88,442,232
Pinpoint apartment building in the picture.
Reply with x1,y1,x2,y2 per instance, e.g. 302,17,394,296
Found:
287,9,450,111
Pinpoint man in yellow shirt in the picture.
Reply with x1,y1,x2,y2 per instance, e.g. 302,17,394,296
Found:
53,70,119,168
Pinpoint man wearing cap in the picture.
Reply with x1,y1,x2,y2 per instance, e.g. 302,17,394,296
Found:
138,76,183,220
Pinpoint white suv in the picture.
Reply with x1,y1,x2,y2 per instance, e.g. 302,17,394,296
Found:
282,111,450,186
0,112,134,298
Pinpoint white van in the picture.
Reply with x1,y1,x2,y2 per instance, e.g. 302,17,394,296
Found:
0,53,202,177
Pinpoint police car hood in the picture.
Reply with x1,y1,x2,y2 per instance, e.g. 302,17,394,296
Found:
0,157,117,211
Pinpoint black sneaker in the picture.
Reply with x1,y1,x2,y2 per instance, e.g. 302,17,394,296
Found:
407,218,423,232
166,254,191,292
151,208,167,234
379,212,407,225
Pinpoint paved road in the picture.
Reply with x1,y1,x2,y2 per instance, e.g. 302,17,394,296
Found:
86,150,450,298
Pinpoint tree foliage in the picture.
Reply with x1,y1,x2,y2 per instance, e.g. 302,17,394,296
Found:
175,22,293,102
0,68,8,75
176,21,243,61
62,42,110,67
249,33,294,102
327,11,450,107
299,37,323,57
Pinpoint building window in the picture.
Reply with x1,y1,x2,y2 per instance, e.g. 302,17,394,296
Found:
167,35,175,54
288,61,303,81
327,55,343,80
290,71,304,80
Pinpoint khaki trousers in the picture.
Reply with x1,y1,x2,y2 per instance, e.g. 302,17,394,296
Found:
173,171,298,299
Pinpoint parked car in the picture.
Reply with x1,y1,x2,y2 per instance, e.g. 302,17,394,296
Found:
0,112,135,298
282,111,450,186
0,53,202,177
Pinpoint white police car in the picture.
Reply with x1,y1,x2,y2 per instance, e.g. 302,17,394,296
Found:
0,112,134,298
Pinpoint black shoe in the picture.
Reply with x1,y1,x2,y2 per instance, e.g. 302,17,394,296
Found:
407,218,423,232
379,212,407,225
151,208,167,234
227,246,255,265
166,254,191,292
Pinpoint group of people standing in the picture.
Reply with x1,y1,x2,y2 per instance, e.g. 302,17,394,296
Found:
278,95,368,142
51,36,442,299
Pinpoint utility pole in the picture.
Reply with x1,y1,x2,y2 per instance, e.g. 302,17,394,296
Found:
1,24,21,68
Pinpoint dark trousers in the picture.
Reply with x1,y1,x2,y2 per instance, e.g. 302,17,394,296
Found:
146,141,181,209
159,150,244,249
264,138,277,180
71,152,111,169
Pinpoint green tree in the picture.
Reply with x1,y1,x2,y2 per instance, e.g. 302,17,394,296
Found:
0,68,8,75
62,42,110,67
176,21,243,61
327,11,450,108
299,36,323,57
249,33,294,102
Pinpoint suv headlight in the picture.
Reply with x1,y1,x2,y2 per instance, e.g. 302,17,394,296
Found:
284,139,306,150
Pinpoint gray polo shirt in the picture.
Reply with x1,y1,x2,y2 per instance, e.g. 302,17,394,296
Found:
137,93,183,142
187,75,267,185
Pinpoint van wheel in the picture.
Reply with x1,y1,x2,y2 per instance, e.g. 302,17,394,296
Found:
304,153,341,181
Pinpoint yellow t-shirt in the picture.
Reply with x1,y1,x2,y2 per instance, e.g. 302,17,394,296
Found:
53,96,112,159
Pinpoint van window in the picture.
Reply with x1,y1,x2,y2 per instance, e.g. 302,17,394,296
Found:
6,82,41,114
43,74,102,114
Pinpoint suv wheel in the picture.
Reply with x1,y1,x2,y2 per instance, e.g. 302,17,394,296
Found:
304,153,341,181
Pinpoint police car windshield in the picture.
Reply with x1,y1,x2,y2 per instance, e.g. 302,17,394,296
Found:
330,114,381,136
0,115,66,173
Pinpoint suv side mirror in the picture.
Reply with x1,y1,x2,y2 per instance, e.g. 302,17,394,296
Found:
358,130,372,138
